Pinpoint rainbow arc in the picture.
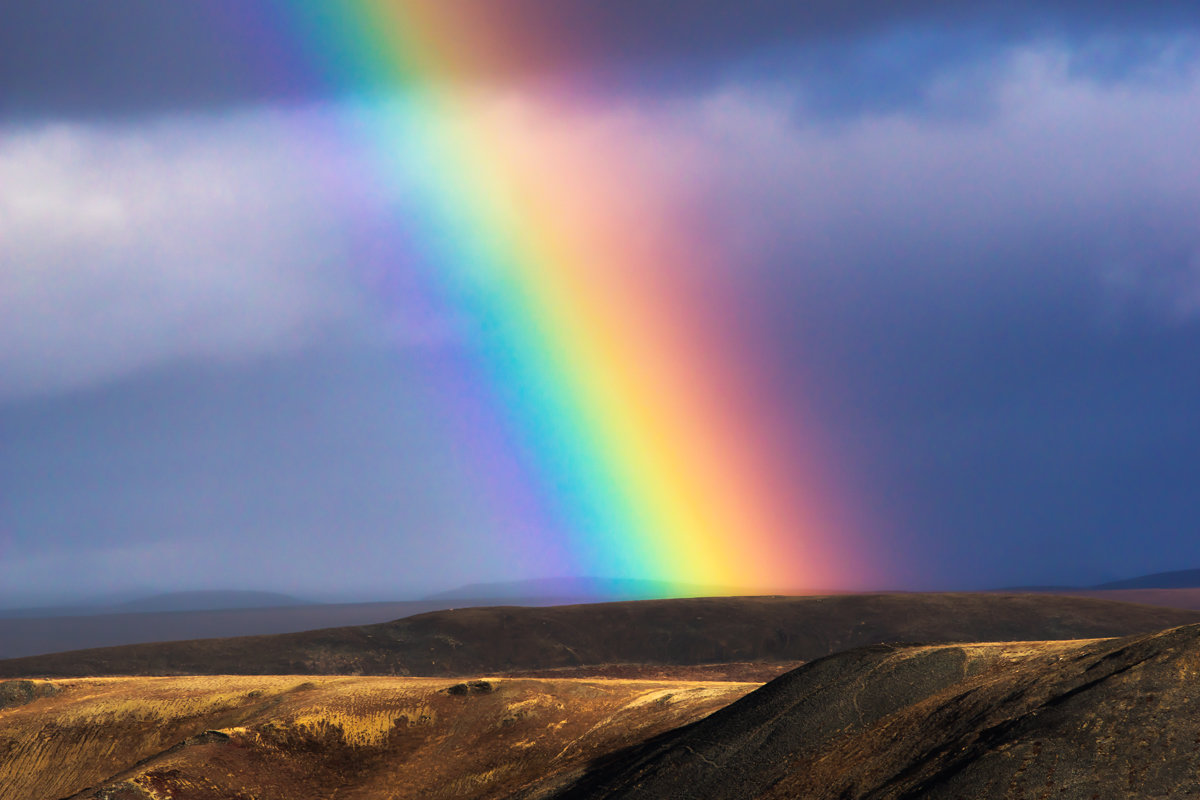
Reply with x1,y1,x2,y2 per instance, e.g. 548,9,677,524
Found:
258,1,859,593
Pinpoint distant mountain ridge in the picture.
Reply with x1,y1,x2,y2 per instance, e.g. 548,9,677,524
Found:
998,566,1200,592
0,590,309,619
424,577,742,601
112,590,308,613
1093,567,1200,590
431,567,1200,601
0,600,517,661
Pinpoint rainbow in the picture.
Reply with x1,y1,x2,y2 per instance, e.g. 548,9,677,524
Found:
251,1,863,593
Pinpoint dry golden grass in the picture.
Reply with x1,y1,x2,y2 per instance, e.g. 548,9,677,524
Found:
0,675,759,800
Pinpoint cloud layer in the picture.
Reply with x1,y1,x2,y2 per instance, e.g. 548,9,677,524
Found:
5,33,1200,594
6,42,1200,400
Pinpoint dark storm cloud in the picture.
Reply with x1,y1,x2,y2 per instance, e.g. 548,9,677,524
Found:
0,2,313,119
763,246,1200,588
701,70,1200,587
5,0,1200,119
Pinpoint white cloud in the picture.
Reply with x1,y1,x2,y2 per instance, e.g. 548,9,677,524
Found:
0,109,393,399
667,47,1200,278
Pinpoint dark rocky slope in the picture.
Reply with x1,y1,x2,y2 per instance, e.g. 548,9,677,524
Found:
544,624,1200,800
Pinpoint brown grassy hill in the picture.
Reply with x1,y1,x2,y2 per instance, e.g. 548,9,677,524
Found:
0,674,756,800
546,623,1200,800
2,593,1197,678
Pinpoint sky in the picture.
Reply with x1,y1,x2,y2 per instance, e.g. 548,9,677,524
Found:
3,1,1200,605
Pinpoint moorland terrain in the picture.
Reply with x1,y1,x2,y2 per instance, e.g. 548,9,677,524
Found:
7,583,1200,662
3,593,1200,799
0,674,756,800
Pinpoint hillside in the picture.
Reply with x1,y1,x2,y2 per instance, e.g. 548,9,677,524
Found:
546,624,1200,800
1,593,1197,678
6,588,1200,661
0,675,755,800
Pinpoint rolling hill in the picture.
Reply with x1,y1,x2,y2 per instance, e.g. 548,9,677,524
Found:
7,586,1200,661
1093,567,1200,590
1,593,1197,679
5,594,1200,798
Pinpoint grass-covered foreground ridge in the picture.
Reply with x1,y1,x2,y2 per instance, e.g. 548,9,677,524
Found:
0,674,756,800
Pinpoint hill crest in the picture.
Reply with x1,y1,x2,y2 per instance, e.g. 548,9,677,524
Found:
2,592,1197,679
